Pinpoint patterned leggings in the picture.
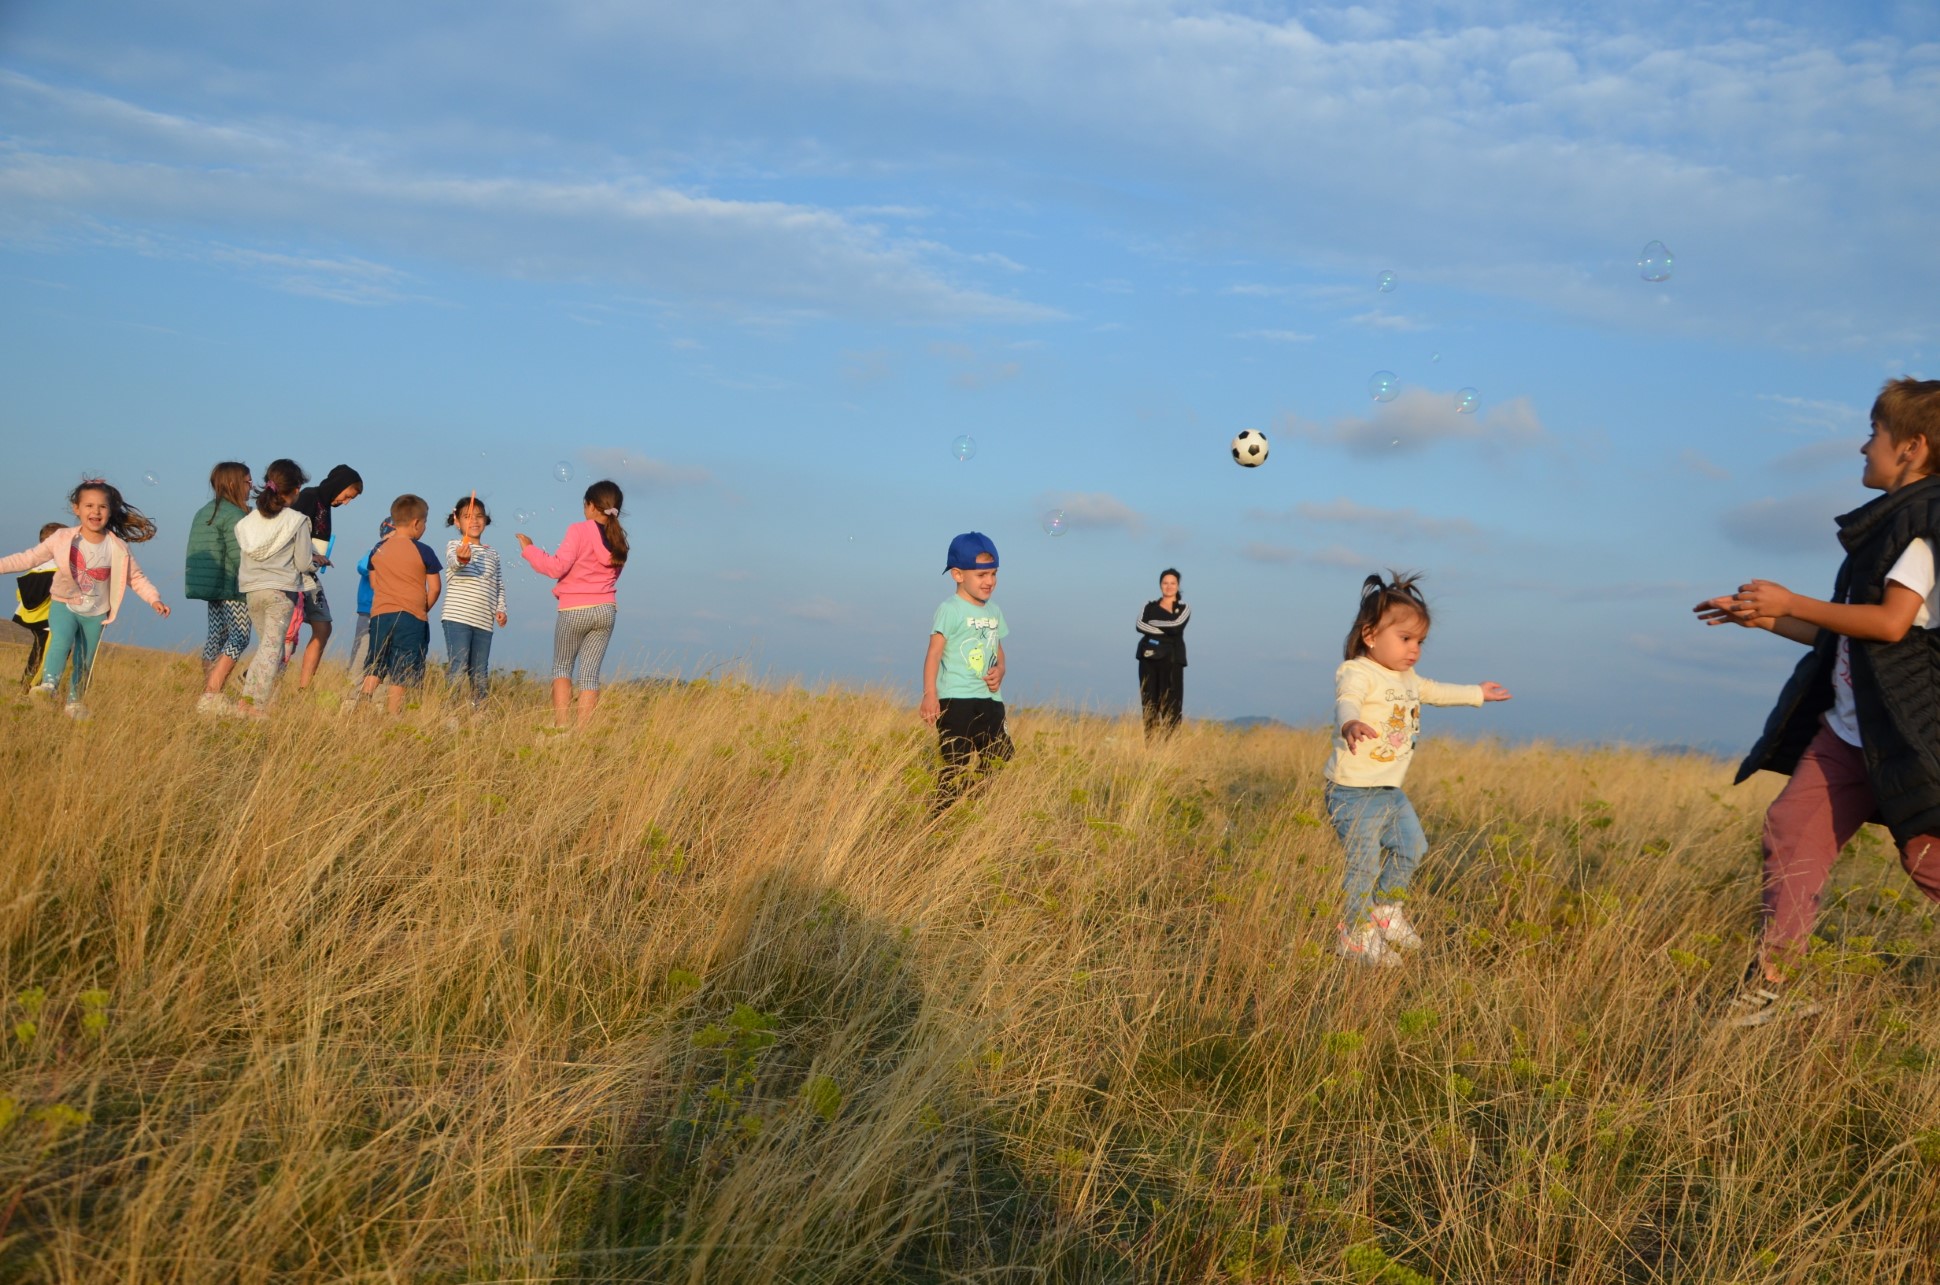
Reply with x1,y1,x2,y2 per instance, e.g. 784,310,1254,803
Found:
203,600,252,663
551,604,616,691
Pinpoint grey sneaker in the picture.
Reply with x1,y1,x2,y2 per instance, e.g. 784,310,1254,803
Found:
1371,903,1424,952
1723,984,1822,1029
1337,921,1403,969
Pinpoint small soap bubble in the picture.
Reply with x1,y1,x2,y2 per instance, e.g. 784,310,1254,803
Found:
514,509,529,524
951,435,977,463
1369,371,1399,403
1638,240,1674,283
142,470,159,487
553,461,573,484
1455,388,1479,415
1376,270,1397,293
1041,508,1067,537
1430,352,1441,363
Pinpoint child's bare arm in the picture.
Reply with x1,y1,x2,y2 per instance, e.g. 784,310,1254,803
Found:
920,633,945,725
423,572,441,611
1733,580,1924,644
984,642,1006,692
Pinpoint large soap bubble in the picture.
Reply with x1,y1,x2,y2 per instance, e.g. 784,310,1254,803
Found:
1369,371,1400,403
951,435,976,463
553,461,574,484
1638,240,1674,283
1041,509,1067,537
1455,388,1479,415
1376,270,1397,293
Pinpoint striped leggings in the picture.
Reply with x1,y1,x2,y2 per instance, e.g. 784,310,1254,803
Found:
203,600,252,663
552,604,616,691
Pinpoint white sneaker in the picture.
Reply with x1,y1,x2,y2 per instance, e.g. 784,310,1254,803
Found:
64,701,90,721
27,681,55,703
1371,903,1424,952
1336,921,1403,968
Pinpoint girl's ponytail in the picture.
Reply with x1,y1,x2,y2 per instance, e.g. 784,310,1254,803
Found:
1343,570,1430,660
255,458,308,518
583,479,628,566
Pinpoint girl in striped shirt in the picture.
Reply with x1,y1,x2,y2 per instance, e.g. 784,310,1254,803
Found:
441,495,506,706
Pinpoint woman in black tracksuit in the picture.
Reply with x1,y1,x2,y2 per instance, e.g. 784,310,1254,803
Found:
1135,567,1189,739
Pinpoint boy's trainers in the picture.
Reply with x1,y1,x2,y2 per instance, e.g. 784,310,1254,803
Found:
1370,903,1423,952
1336,921,1403,968
1723,984,1822,1029
63,701,89,721
27,681,55,704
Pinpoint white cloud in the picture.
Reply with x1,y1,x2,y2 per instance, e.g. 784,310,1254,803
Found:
1281,387,1547,457
578,449,712,488
1236,328,1315,343
1676,448,1730,481
1256,497,1488,546
0,72,1062,324
1240,540,1369,568
1718,486,1850,553
784,598,845,623
1344,310,1431,333
1041,491,1145,533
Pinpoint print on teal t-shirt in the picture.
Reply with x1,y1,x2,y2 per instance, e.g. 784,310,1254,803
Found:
932,595,1008,701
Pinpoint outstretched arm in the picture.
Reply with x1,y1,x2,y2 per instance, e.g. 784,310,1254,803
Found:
1702,580,1922,645
920,633,945,725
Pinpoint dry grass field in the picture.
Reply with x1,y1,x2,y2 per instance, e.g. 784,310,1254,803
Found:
2,641,1938,1283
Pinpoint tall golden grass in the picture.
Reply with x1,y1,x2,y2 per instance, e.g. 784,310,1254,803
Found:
2,641,1938,1283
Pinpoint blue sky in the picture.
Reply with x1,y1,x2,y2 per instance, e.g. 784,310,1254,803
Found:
4,1,1938,747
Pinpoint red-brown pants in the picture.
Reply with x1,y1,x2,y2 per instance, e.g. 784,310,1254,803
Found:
1761,721,1940,957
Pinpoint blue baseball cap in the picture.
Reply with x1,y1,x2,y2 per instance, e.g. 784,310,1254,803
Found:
944,531,999,572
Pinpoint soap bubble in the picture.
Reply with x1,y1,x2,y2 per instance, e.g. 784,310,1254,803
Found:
1638,240,1674,283
1376,270,1397,293
553,461,573,484
1455,388,1479,415
951,435,977,463
1369,371,1400,403
514,509,529,524
142,470,159,487
1041,509,1067,537
1430,352,1441,363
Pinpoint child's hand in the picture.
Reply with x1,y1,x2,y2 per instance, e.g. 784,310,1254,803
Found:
1694,594,1773,629
153,601,171,618
983,658,1005,692
920,693,941,726
496,611,507,627
1732,579,1795,620
515,533,533,549
1481,681,1511,702
315,555,332,568
1341,719,1378,751
455,544,472,564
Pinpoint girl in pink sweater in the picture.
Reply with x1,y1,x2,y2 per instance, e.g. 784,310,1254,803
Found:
0,479,171,718
517,479,627,729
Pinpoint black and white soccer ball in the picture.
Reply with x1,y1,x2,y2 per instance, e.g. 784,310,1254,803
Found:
1231,429,1269,467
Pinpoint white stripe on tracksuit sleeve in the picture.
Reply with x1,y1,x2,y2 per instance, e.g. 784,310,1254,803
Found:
441,541,503,631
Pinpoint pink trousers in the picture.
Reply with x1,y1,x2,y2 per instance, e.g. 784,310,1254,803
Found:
1761,721,1940,956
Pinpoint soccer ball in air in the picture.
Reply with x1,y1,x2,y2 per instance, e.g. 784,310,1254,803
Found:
1231,429,1269,467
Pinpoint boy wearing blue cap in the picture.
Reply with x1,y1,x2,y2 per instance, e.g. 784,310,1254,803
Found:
922,532,1012,809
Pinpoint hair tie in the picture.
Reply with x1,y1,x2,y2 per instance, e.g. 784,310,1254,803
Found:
603,507,619,517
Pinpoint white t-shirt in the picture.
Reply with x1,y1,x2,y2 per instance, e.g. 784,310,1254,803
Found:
69,537,113,617
1828,538,1936,746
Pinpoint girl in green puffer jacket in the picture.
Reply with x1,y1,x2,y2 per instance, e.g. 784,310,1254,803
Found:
185,461,252,713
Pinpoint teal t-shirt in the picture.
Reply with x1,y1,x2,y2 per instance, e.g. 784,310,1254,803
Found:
933,595,1008,701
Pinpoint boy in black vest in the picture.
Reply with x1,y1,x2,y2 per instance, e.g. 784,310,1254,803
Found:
1696,377,1940,1026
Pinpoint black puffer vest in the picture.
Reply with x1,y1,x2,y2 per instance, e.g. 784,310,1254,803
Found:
1737,474,1940,843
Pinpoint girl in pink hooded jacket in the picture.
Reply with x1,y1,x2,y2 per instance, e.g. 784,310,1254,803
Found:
516,478,627,730
0,479,170,718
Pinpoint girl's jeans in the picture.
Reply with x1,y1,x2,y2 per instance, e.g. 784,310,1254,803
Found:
1325,782,1428,929
42,601,106,700
442,620,494,703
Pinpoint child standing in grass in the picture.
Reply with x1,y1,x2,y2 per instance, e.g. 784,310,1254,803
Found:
10,522,61,693
346,517,396,684
185,461,253,714
0,480,170,720
920,532,1011,811
234,459,314,715
441,495,506,707
1327,572,1510,967
346,495,441,716
288,464,363,691
1696,377,1940,1027
516,480,626,731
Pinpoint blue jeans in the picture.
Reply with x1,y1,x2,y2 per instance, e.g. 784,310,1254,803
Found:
1325,782,1428,929
442,620,493,703
366,611,430,686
